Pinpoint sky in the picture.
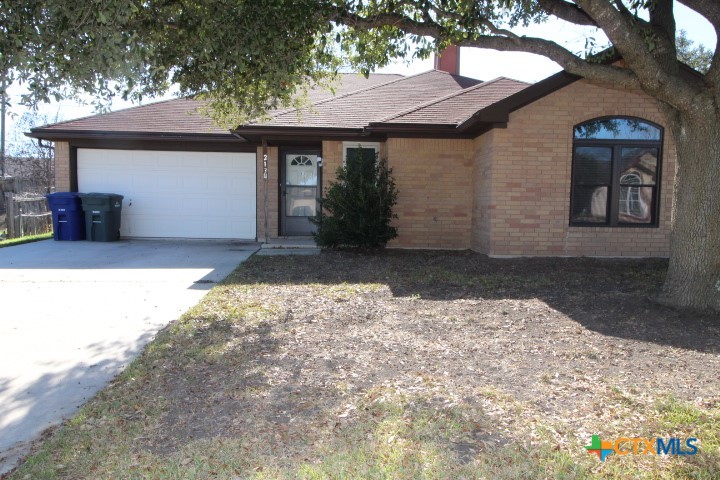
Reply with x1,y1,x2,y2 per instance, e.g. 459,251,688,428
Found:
3,1,716,152
380,2,716,81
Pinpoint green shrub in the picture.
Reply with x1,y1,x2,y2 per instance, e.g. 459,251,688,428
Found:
311,150,398,248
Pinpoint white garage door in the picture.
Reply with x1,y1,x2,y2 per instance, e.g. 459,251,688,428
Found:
77,149,256,239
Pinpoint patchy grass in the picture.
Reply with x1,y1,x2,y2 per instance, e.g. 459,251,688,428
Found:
7,251,720,479
0,232,52,248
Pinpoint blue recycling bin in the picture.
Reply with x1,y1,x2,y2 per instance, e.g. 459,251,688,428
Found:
46,192,86,241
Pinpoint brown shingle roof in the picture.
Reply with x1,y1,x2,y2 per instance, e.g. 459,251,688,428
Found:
32,71,538,140
36,73,404,135
255,70,482,129
39,97,224,134
378,77,529,126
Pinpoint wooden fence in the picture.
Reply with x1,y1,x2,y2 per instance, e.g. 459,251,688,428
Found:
7,177,50,193
4,193,53,238
2,176,51,201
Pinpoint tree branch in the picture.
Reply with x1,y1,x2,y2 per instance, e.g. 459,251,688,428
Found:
333,8,640,89
648,0,678,60
678,1,720,88
334,10,444,38
677,0,720,26
703,40,720,89
334,2,706,111
677,0,720,86
574,0,651,65
574,0,698,110
536,0,596,26
676,1,720,88
458,34,641,88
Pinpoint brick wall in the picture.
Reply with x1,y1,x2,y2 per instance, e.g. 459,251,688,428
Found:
478,79,675,257
386,138,474,249
472,132,494,252
54,142,71,191
321,141,344,191
256,145,279,240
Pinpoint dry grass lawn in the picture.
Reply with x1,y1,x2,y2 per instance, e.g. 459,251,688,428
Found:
7,251,720,479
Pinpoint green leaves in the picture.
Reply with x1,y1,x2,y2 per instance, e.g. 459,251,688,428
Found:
676,30,713,73
0,1,549,122
312,151,399,248
0,1,492,123
1,1,714,127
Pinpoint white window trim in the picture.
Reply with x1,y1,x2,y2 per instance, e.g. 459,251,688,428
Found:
342,142,380,166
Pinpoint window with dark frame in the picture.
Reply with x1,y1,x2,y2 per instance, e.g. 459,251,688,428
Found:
345,147,376,163
570,117,662,227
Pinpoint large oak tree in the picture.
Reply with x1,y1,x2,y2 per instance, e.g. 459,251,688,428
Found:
1,1,718,311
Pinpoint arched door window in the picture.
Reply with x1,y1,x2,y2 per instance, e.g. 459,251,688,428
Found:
571,117,662,226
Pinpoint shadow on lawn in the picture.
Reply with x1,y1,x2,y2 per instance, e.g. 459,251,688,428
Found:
226,250,720,354
10,249,717,476
0,333,155,476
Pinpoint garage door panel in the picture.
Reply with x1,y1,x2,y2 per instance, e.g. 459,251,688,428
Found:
156,176,181,190
233,162,256,175
128,151,160,167
132,197,182,213
209,219,255,238
209,200,254,217
78,149,256,239
92,150,128,167
125,216,255,239
133,176,160,191
80,170,133,188
206,176,234,191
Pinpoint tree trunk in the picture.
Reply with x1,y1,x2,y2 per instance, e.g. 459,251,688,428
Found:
661,101,720,312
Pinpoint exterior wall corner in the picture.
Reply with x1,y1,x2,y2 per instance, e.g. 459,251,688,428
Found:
54,141,71,192
481,79,675,257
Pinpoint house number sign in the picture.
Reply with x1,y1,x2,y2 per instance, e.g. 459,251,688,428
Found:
263,154,268,179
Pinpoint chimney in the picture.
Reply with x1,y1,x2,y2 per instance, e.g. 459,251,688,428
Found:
434,45,460,75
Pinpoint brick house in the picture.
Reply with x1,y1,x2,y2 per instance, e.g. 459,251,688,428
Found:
29,49,676,257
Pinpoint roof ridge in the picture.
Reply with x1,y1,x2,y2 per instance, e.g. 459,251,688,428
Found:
250,68,477,125
378,76,526,123
256,71,453,124
432,68,487,86
260,69,483,124
450,78,531,124
33,97,200,130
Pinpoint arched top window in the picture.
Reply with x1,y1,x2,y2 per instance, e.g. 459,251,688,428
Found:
290,155,313,166
286,154,317,186
620,173,641,185
574,117,662,141
570,117,662,227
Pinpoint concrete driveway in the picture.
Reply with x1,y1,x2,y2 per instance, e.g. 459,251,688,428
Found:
0,239,258,474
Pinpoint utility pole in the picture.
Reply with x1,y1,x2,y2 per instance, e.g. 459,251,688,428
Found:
0,71,6,178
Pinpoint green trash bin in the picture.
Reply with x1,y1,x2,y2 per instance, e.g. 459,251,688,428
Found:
79,193,124,241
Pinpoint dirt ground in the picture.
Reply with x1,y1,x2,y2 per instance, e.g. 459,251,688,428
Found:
135,250,719,458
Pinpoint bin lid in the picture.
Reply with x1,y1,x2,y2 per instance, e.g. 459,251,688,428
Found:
46,192,81,199
78,192,124,209
78,192,124,200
